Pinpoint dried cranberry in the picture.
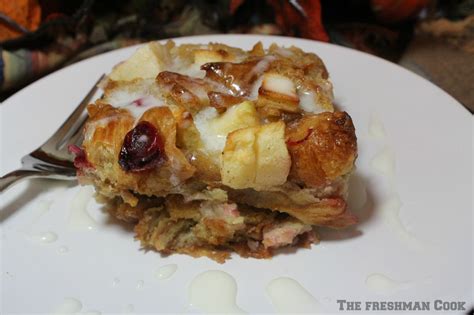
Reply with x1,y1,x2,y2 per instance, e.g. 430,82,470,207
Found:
68,145,93,170
118,121,165,172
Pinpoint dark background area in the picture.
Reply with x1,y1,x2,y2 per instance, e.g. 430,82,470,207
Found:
1,0,473,111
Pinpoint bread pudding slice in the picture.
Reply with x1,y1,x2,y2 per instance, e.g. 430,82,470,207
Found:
72,41,358,262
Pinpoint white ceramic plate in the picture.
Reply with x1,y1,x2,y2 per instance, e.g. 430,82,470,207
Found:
1,35,472,314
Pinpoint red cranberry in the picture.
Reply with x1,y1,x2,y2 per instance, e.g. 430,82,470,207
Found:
119,121,165,172
132,98,144,106
68,145,93,170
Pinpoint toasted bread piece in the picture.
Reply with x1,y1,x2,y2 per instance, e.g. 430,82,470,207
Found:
286,111,357,187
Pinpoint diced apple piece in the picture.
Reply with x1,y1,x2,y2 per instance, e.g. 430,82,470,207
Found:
194,101,260,163
257,73,300,113
109,43,165,81
221,127,257,189
221,121,291,190
261,73,298,99
255,121,290,187
210,101,259,135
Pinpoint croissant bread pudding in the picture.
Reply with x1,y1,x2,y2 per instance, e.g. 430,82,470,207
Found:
71,40,358,262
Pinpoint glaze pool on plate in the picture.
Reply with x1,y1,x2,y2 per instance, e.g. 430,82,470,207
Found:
0,35,471,314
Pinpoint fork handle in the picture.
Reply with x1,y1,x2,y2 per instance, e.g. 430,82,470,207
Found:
0,169,77,193
0,170,42,193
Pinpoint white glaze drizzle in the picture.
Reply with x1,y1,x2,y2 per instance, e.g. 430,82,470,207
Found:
105,88,146,108
380,194,427,251
68,186,97,230
249,75,264,100
91,54,278,148
27,231,58,244
193,107,222,156
368,112,386,139
266,277,322,313
31,199,53,223
365,273,410,295
155,264,178,280
245,56,276,99
112,277,120,287
52,298,82,314
371,147,396,178
368,113,434,252
298,90,326,114
58,246,69,254
122,95,164,120
188,270,245,313
135,280,144,290
84,116,119,142
22,199,53,235
23,200,57,244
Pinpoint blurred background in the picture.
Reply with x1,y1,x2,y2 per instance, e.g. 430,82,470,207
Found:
0,0,472,112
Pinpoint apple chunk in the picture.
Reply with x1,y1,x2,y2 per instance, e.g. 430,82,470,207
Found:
257,73,300,113
194,101,260,162
109,43,168,81
210,100,259,136
221,127,257,189
221,121,291,190
254,121,291,187
261,73,298,99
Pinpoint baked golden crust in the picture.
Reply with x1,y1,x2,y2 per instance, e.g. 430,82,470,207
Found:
75,40,358,262
83,103,197,202
286,111,357,187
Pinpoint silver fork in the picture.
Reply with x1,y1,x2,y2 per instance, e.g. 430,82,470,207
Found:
0,75,104,193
